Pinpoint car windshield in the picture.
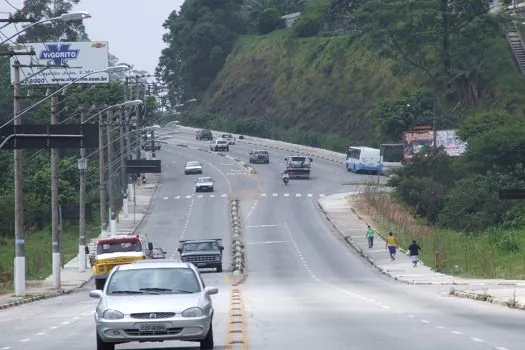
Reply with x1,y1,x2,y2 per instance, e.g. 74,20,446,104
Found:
182,241,219,252
106,267,201,294
255,151,268,155
186,161,200,167
217,141,227,144
97,241,142,254
291,156,307,162
197,177,212,183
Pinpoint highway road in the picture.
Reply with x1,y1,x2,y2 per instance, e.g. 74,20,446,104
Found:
1,125,525,350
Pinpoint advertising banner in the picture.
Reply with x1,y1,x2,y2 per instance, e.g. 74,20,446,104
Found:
9,41,110,85
403,129,467,160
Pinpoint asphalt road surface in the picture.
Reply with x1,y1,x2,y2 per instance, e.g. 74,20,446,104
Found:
2,126,525,350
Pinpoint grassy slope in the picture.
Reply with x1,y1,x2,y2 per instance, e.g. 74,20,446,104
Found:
201,29,425,145
201,28,525,145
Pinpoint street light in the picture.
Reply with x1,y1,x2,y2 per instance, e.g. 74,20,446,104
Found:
1,11,91,45
10,63,130,297
2,64,131,129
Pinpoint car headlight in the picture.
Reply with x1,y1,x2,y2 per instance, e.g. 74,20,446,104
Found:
102,309,125,320
182,307,203,318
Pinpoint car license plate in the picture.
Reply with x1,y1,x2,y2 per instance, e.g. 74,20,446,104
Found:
196,262,207,266
138,323,168,332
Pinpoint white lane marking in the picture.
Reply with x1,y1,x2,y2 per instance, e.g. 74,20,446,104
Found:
49,326,57,330
61,321,70,325
319,194,325,197
307,193,313,197
420,320,429,324
261,193,267,197
247,240,289,245
495,347,510,350
245,224,279,228
296,193,301,197
1,346,12,349
471,337,484,343
272,193,278,197
72,316,80,320
210,194,215,198
36,332,46,336
162,196,168,200
451,331,463,335
185,195,192,199
284,193,290,197
221,194,227,198
197,194,203,198
20,339,30,342
175,196,180,199
243,201,258,222
435,326,444,329
407,315,415,318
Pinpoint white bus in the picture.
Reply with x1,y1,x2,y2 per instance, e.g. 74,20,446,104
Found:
346,146,383,174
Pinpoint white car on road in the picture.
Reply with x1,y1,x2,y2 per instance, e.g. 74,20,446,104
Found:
184,161,203,175
220,133,236,145
90,260,218,350
195,177,214,192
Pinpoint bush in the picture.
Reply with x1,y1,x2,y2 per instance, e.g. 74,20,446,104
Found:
257,8,284,35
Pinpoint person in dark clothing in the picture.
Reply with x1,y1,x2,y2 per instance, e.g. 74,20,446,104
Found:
408,240,422,267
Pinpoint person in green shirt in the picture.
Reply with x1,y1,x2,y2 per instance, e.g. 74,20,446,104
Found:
366,225,375,248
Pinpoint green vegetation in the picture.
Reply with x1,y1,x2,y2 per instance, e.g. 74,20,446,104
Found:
157,0,525,278
0,0,158,286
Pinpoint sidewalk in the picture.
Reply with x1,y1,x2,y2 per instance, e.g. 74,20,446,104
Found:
317,192,525,310
0,173,160,310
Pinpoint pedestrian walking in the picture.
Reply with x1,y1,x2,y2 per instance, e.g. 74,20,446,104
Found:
366,224,375,248
408,240,422,267
385,232,398,262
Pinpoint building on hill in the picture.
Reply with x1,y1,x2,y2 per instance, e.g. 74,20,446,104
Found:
281,12,301,28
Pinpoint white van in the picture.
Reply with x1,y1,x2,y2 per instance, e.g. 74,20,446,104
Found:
346,146,383,174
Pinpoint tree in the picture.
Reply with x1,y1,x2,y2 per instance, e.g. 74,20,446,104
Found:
458,110,522,142
157,0,244,104
257,8,283,34
356,0,499,106
14,0,89,42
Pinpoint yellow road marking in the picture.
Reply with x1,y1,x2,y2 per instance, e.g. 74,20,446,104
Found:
224,274,249,350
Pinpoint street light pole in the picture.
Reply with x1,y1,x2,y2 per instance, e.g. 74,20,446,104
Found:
99,112,108,236
78,109,87,272
119,111,128,218
12,60,25,297
107,110,117,236
50,94,60,289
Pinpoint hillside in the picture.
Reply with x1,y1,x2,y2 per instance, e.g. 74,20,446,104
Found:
194,27,525,151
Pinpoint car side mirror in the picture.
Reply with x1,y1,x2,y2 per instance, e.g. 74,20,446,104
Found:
148,242,154,251
310,158,313,162
220,246,224,251
204,287,219,296
249,152,253,155
85,246,89,254
89,290,103,299
284,157,286,161
177,248,182,253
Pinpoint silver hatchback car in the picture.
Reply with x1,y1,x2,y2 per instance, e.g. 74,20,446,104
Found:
89,260,218,350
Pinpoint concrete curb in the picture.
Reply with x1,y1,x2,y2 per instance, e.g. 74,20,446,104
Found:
131,178,161,235
230,198,246,276
450,290,525,310
0,278,92,310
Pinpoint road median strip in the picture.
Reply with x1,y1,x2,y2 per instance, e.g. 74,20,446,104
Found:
230,198,245,275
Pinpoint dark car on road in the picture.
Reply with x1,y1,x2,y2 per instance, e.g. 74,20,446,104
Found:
177,239,224,272
249,150,270,164
196,129,213,140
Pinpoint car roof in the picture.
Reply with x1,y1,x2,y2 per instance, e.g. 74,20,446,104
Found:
181,239,220,243
197,176,212,180
186,161,201,164
125,260,192,270
253,149,268,152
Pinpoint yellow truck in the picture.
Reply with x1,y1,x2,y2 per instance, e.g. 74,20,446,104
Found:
89,234,154,289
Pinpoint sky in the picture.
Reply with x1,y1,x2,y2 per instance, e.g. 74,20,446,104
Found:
1,0,185,75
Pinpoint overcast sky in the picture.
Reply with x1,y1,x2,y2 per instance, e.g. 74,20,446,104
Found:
1,0,184,75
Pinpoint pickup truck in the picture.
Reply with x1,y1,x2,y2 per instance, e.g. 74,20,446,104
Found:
284,155,313,179
177,239,224,272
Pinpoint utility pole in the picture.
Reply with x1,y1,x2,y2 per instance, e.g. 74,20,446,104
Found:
135,76,142,160
119,110,128,218
107,110,117,236
99,112,108,236
12,60,25,297
432,98,438,148
78,109,87,272
50,94,61,289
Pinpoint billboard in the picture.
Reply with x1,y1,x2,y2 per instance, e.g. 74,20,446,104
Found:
9,41,110,85
403,129,467,160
